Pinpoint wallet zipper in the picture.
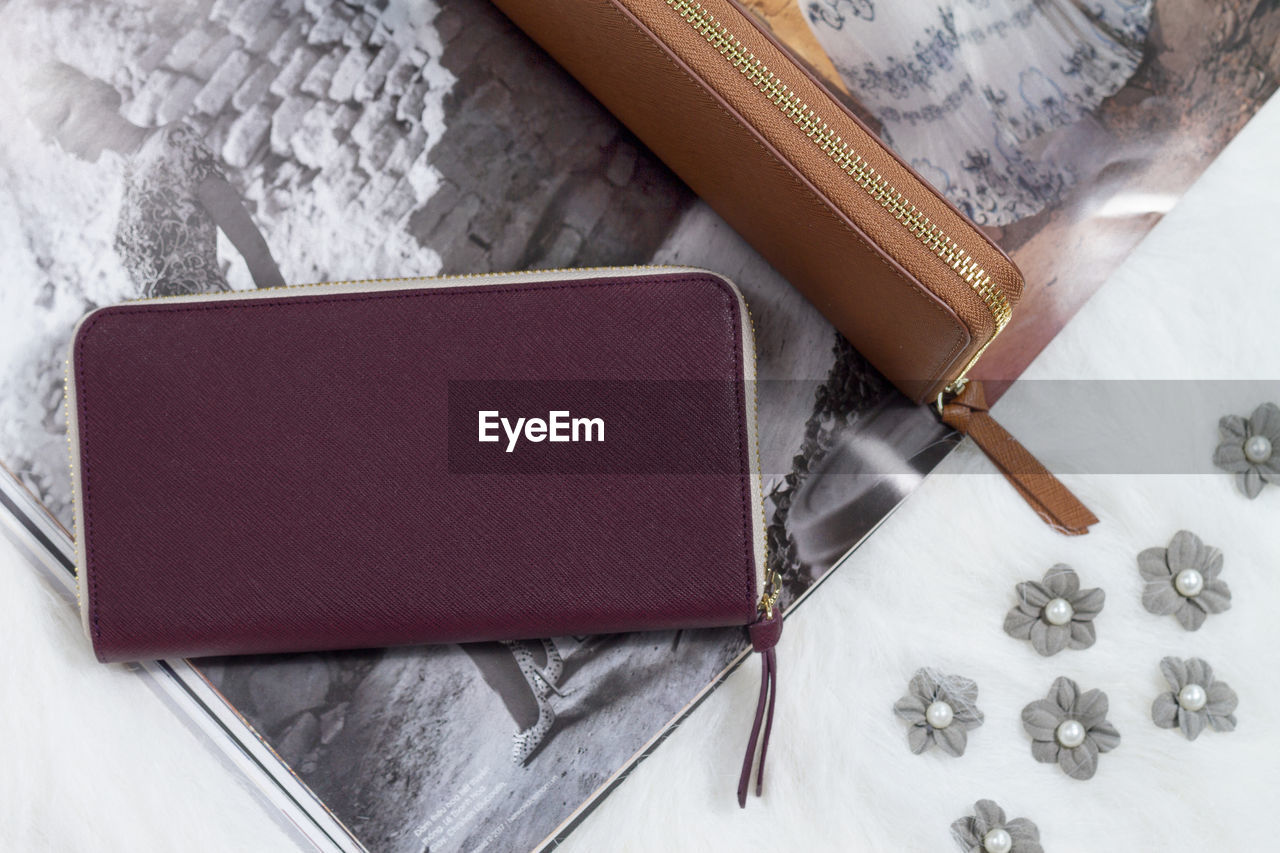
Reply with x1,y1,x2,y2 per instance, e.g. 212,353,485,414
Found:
741,295,777,617
663,0,1012,394
65,266,773,630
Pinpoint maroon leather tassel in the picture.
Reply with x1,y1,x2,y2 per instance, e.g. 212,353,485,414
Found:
738,605,782,807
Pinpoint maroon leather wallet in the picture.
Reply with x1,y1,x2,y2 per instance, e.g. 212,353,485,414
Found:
67,266,785,804
68,266,773,660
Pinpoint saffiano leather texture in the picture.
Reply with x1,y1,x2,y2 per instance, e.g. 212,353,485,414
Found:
68,269,766,662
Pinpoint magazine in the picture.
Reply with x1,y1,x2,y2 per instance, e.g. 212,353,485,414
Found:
2,1,1277,850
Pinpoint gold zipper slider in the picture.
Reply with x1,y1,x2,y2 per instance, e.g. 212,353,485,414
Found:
757,568,782,616
936,375,969,414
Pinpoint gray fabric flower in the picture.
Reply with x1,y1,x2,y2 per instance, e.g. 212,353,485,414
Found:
1138,530,1231,631
1021,676,1120,780
1003,564,1104,656
894,668,984,756
1151,656,1239,740
951,799,1043,853
1214,402,1280,498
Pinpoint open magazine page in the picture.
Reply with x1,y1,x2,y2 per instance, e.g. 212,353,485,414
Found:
1,1,1277,852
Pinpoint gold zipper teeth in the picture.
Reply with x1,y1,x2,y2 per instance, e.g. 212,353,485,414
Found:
664,0,1013,340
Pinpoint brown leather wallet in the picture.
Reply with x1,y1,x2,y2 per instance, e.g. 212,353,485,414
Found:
492,0,1100,535
491,0,1023,406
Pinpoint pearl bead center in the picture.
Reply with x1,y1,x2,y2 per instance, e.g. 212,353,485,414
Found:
1178,683,1208,712
982,827,1013,853
1055,718,1087,748
1043,597,1074,626
1174,568,1204,598
925,700,954,730
1244,434,1273,463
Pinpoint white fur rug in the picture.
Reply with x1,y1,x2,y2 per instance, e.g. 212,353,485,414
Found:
4,99,1279,853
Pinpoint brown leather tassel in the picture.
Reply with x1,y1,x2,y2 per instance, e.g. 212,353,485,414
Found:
941,381,1098,535
738,605,782,807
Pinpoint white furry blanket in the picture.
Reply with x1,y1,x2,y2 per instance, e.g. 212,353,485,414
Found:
3,95,1278,853
569,91,1280,852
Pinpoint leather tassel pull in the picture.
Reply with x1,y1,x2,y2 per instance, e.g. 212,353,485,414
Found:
738,605,782,808
941,380,1098,536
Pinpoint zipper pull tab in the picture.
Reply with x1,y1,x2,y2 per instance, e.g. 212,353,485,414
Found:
738,595,782,808
939,380,1098,535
